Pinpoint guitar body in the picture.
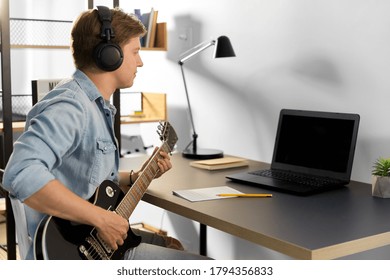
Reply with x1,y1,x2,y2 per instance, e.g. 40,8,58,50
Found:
34,180,141,260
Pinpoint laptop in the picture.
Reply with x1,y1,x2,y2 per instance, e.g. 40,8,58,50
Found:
226,109,360,195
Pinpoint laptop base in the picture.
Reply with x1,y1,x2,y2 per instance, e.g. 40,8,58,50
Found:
226,172,346,196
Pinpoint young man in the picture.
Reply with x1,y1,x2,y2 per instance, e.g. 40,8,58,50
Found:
3,6,208,260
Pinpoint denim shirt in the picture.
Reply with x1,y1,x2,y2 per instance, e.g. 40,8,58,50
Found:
2,69,119,259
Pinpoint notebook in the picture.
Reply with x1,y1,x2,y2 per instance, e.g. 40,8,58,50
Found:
226,109,360,195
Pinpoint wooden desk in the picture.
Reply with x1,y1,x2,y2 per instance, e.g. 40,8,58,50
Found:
120,153,390,260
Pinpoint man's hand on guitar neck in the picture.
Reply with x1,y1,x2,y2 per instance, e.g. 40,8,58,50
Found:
140,147,172,179
120,147,173,188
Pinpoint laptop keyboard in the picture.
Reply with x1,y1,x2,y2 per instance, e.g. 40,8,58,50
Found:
249,169,341,188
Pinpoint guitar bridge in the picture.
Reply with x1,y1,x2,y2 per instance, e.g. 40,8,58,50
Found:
78,229,113,260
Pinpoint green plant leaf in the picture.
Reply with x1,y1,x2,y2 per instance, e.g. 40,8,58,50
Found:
372,157,390,176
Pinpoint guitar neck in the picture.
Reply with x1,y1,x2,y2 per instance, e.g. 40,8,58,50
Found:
115,142,170,220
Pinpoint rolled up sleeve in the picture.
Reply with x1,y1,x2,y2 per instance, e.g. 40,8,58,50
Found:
2,93,85,201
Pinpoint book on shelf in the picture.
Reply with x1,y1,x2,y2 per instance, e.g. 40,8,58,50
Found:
134,8,142,21
144,8,156,48
139,9,150,47
155,22,167,49
147,9,158,48
190,157,249,170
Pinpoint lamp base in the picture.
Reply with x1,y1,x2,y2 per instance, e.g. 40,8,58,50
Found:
182,148,224,160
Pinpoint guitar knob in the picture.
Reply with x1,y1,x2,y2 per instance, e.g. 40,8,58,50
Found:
105,186,115,198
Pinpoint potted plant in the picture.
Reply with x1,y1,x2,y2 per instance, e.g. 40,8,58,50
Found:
371,157,390,198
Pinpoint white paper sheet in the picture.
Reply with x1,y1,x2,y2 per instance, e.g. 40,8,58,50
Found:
172,186,243,202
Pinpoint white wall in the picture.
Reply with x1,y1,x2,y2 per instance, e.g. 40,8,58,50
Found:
125,0,390,185
121,0,390,259
7,0,390,259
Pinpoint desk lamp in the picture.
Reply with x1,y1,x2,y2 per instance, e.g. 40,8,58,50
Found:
178,35,236,159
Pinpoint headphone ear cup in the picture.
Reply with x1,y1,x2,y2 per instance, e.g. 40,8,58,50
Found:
93,42,123,71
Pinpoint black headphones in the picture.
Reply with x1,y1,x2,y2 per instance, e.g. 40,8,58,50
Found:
93,6,123,71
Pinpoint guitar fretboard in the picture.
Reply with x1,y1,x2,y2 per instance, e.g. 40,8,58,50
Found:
115,142,170,219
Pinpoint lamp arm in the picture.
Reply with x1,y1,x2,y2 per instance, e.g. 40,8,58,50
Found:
180,63,198,152
178,40,216,64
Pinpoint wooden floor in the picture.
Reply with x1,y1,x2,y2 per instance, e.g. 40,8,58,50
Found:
1,215,8,260
1,196,20,260
0,215,20,260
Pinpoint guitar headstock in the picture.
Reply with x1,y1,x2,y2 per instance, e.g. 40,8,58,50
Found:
157,121,178,153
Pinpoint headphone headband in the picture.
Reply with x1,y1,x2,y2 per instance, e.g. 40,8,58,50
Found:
97,6,115,41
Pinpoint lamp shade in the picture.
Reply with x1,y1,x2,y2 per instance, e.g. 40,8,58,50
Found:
214,36,236,58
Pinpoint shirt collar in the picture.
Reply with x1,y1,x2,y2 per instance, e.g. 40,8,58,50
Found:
73,69,102,102
73,69,117,115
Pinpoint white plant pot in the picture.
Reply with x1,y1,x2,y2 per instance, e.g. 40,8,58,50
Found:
372,175,390,198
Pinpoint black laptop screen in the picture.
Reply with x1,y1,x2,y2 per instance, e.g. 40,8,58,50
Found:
273,110,359,177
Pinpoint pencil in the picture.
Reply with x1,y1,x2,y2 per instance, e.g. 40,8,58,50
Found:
217,193,272,198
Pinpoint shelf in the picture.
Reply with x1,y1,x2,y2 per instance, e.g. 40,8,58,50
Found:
9,18,72,49
0,121,26,133
120,92,167,124
141,47,167,51
10,45,69,49
120,116,164,124
8,18,167,51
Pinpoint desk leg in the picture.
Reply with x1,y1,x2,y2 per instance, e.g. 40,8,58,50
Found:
200,223,207,256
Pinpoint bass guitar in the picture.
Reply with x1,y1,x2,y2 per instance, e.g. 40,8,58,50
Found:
34,121,178,260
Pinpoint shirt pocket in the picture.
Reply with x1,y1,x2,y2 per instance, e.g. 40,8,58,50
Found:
89,138,117,186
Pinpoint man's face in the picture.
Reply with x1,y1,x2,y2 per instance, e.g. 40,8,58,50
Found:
115,37,143,88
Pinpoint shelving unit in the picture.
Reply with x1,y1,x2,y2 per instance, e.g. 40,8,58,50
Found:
0,0,17,261
0,0,168,260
